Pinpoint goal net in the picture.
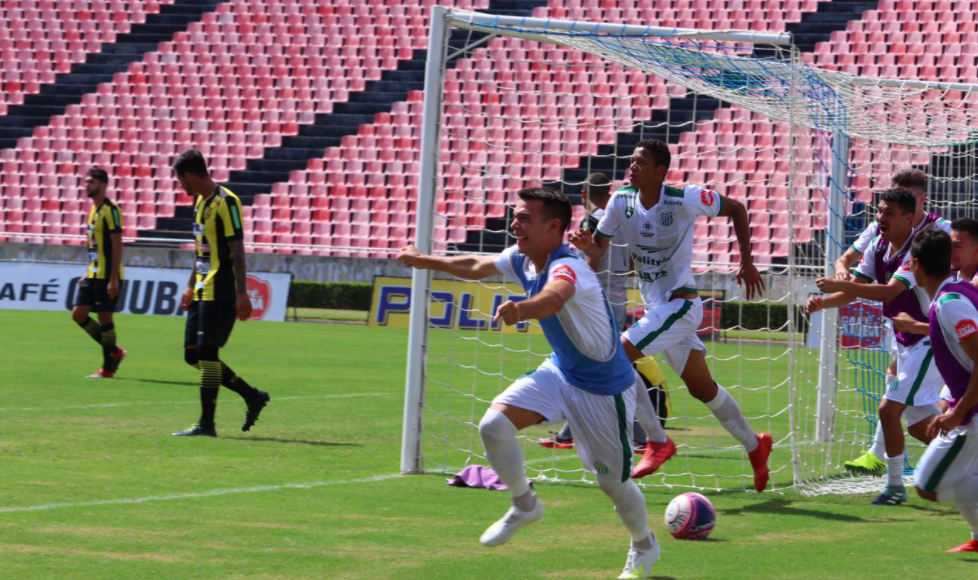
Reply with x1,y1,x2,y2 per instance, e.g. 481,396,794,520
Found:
400,8,978,495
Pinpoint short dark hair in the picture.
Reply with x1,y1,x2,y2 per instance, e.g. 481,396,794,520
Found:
878,188,916,215
86,167,109,185
892,168,927,192
911,228,952,279
584,172,612,204
517,187,572,234
635,139,671,168
952,217,978,244
172,149,209,177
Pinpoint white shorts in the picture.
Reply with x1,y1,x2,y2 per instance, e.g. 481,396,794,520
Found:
493,358,636,482
914,420,978,492
885,339,942,406
624,297,705,375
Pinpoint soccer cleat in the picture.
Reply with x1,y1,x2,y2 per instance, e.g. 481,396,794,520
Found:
618,537,661,579
242,391,271,432
631,437,677,479
106,348,127,374
171,423,217,437
85,368,114,379
479,497,544,547
538,435,574,450
870,485,907,506
844,451,886,477
947,539,978,553
748,432,773,492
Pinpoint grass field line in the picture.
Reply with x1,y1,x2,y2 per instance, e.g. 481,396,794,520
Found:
0,392,392,412
0,474,404,514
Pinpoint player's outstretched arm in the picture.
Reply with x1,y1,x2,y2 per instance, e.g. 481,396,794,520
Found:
494,279,574,325
929,332,978,438
719,195,765,300
815,275,905,303
805,291,856,315
569,227,610,264
396,245,501,281
834,247,863,280
891,312,929,335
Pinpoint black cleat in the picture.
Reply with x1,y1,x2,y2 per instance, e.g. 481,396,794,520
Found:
172,423,217,437
242,391,270,432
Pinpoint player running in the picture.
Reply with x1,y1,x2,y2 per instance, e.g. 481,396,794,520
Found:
70,167,127,378
540,172,674,464
571,139,772,489
169,150,270,437
906,228,978,553
398,187,661,578
811,189,942,505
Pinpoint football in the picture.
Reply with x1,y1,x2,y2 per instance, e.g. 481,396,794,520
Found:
665,492,717,540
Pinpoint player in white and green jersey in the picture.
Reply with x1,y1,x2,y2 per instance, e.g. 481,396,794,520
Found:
571,139,772,491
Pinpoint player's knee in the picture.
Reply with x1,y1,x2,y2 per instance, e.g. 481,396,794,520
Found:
71,310,87,324
478,408,516,444
184,347,199,368
915,486,938,502
878,402,902,423
197,344,219,362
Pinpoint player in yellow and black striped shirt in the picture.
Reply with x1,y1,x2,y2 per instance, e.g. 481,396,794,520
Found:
169,150,270,437
70,167,127,378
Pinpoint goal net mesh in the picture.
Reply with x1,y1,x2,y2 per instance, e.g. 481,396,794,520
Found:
409,9,978,494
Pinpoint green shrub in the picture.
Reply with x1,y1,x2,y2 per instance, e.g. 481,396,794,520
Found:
288,282,373,310
718,301,808,333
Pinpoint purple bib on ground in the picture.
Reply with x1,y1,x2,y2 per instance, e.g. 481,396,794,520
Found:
873,213,938,346
929,280,978,426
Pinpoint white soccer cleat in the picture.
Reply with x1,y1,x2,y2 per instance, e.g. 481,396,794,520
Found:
618,536,661,579
478,499,544,547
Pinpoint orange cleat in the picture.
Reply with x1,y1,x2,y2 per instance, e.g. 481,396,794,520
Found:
631,437,677,479
538,436,574,450
748,433,773,492
85,368,114,379
947,540,978,553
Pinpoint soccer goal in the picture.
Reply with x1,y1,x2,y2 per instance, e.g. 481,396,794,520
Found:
400,7,978,494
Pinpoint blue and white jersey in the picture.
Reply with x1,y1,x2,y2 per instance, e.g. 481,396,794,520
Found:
494,243,634,396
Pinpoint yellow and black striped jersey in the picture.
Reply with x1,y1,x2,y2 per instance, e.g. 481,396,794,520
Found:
85,199,124,280
193,185,245,302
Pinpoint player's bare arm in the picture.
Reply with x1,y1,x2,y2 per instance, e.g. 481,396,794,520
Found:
108,231,123,299
568,227,610,264
396,245,501,280
182,265,195,310
494,279,575,325
928,332,978,438
229,239,252,321
891,312,929,335
834,247,863,280
816,275,905,303
719,194,765,300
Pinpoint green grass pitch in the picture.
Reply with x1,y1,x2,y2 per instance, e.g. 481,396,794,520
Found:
0,310,974,579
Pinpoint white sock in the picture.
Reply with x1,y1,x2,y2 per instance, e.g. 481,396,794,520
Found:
479,408,531,499
705,384,758,452
868,421,886,459
598,477,651,543
634,373,667,444
954,502,978,541
885,455,905,488
938,474,978,503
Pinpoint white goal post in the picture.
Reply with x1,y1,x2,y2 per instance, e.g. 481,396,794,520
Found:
401,6,978,493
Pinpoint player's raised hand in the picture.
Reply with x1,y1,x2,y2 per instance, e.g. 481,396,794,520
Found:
568,227,592,252
806,295,823,315
735,261,766,301
493,299,521,326
815,277,845,293
397,245,423,268
236,291,253,321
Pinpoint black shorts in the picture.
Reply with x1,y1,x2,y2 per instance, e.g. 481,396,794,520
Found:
184,300,237,349
74,278,123,313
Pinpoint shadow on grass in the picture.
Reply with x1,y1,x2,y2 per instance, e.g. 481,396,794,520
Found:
126,378,197,387
722,498,877,523
224,436,360,447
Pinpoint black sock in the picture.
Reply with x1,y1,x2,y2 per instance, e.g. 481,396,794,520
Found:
222,363,260,400
199,359,222,426
100,322,119,367
77,317,101,344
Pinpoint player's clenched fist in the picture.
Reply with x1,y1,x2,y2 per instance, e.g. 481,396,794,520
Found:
493,300,522,326
568,227,592,252
806,295,823,315
181,287,194,311
397,245,422,268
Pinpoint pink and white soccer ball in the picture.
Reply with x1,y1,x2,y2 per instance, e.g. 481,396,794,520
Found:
664,492,716,540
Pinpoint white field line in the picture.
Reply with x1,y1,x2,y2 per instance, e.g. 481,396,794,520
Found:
0,474,404,514
0,392,392,412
